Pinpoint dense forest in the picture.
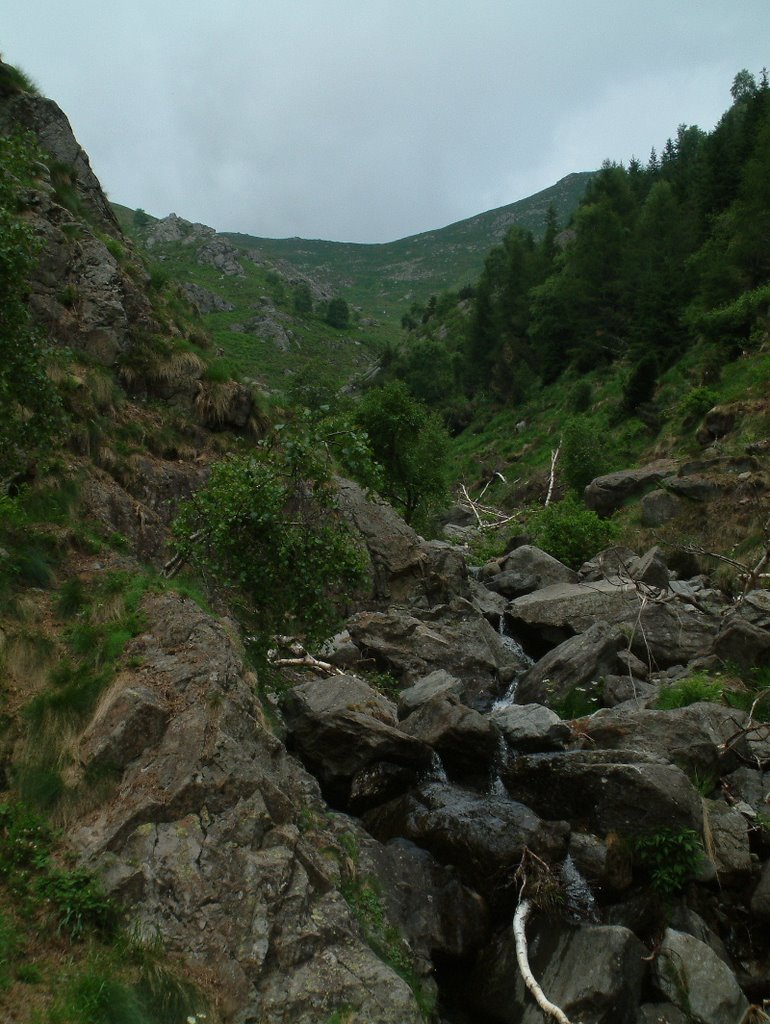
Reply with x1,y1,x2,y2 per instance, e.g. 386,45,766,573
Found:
390,69,770,425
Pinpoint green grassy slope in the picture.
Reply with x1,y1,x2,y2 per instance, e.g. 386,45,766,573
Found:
222,172,593,319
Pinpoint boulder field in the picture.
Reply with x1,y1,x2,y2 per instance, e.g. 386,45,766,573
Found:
70,478,770,1023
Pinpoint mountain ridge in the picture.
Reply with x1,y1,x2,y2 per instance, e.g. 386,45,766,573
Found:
222,171,593,318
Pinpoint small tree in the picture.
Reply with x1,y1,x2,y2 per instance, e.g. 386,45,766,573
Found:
172,430,366,655
326,297,350,329
356,381,450,528
530,494,617,569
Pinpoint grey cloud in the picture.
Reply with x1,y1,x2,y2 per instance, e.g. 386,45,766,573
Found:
3,0,769,241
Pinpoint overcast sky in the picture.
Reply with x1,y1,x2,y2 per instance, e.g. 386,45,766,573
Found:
2,1,768,243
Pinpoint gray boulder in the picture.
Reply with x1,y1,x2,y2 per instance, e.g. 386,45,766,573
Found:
397,669,464,718
358,836,489,966
490,703,572,752
578,545,639,582
282,675,432,807
578,703,750,776
400,695,499,782
515,620,624,706
363,782,569,908
335,477,468,607
641,489,683,527
703,799,753,884
471,919,648,1024
348,602,527,707
713,591,770,671
500,544,577,589
652,929,749,1024
507,580,719,668
502,750,703,834
584,460,678,516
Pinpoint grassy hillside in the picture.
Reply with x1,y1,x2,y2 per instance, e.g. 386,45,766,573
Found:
222,172,593,320
113,204,392,395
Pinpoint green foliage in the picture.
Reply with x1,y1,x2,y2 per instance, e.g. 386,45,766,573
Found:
0,61,40,95
631,827,703,896
292,281,314,314
37,868,118,939
325,297,350,329
0,132,64,479
560,416,613,494
677,386,719,425
655,672,725,709
172,429,367,653
622,353,659,413
553,683,603,719
566,380,592,413
356,380,450,528
529,494,618,569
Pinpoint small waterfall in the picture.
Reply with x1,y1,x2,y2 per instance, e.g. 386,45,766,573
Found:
492,616,534,711
487,734,509,797
497,615,534,665
422,750,448,785
560,854,598,922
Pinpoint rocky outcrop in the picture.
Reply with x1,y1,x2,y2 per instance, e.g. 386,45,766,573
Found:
144,212,215,248
471,919,648,1024
335,476,468,607
180,281,236,313
196,236,244,276
652,929,749,1024
71,592,428,1023
0,90,121,235
584,460,678,516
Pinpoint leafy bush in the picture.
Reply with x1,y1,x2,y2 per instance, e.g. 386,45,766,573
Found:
677,386,719,425
0,133,64,479
356,380,451,528
37,868,118,939
560,416,613,494
631,827,703,896
656,672,725,709
173,428,367,654
529,494,618,569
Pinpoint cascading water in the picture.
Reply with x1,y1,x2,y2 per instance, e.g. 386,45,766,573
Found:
487,733,510,797
560,854,599,922
492,615,534,711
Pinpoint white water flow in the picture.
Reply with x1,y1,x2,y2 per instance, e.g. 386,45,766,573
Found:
487,734,510,797
492,616,534,711
423,750,448,785
560,854,598,921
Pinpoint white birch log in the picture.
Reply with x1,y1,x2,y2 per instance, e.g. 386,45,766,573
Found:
512,897,572,1024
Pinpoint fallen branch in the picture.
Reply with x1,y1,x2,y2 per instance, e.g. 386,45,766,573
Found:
266,636,343,677
513,850,572,1024
513,898,572,1024
544,443,561,508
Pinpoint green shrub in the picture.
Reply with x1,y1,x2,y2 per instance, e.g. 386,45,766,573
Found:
678,386,719,425
529,495,618,569
37,868,118,939
631,827,703,896
656,672,724,709
560,416,613,494
172,429,367,655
